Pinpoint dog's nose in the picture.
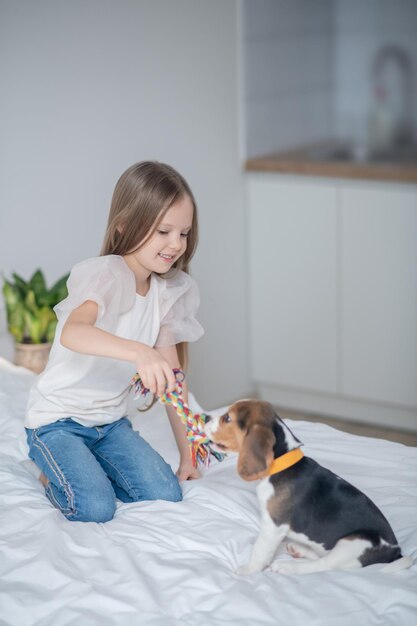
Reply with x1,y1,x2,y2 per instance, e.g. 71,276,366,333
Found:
203,414,211,424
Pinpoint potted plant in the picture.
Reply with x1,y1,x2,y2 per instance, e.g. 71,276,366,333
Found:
2,269,69,374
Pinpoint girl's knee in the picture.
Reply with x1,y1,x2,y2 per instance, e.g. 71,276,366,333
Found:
51,483,116,522
159,481,183,503
144,476,183,503
46,477,116,522
72,496,116,523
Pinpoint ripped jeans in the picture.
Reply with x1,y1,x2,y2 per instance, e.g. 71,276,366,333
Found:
25,416,182,522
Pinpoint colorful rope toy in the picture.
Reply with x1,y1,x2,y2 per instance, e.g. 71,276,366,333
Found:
130,368,225,468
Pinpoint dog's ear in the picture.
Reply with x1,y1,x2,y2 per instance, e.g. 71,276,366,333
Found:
237,424,275,481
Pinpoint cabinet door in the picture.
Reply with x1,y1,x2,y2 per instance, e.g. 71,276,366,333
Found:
341,184,417,408
248,175,338,394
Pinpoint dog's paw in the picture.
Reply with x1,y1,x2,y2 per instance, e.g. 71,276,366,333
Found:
286,543,303,558
235,563,261,576
268,560,295,575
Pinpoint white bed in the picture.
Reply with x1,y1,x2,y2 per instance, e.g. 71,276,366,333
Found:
1,357,416,626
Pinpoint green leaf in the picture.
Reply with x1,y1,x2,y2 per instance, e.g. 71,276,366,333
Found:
48,274,69,305
8,325,25,343
29,269,48,305
8,304,25,342
39,307,56,340
2,280,24,311
25,290,39,315
23,309,43,343
46,318,58,343
12,272,29,298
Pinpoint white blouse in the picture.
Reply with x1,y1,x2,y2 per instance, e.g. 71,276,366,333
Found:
25,255,203,429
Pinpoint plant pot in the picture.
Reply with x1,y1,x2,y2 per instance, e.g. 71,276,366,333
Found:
14,342,51,375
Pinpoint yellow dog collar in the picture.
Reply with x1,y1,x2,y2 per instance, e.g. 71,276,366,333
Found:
269,448,304,476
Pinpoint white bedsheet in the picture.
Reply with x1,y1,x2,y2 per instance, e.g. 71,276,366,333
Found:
0,357,416,626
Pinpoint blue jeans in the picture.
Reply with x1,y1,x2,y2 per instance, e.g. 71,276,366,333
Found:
25,417,182,522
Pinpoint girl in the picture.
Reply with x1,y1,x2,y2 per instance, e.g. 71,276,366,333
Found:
24,161,204,523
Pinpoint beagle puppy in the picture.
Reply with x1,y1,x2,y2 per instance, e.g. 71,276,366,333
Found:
204,400,412,576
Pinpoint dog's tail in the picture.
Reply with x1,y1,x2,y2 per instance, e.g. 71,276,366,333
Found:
381,555,413,573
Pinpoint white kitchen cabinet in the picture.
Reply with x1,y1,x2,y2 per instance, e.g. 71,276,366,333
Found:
248,173,417,430
341,184,417,408
248,175,338,394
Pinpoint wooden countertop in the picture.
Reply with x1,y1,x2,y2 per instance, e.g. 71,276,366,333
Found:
245,142,417,184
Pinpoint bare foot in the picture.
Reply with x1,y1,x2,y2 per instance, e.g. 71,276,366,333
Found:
39,472,49,488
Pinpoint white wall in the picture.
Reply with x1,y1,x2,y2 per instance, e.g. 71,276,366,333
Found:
243,0,334,157
0,0,251,409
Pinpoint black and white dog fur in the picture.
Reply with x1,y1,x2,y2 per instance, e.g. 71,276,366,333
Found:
204,400,412,575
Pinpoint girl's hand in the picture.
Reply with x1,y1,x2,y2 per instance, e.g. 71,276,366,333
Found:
176,459,201,481
134,344,176,397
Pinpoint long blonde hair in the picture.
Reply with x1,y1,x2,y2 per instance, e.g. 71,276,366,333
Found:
101,161,199,370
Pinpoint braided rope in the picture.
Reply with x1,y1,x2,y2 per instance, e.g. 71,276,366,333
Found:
131,369,225,468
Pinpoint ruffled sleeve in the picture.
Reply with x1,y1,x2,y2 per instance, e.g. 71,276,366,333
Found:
54,256,136,332
155,271,204,347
